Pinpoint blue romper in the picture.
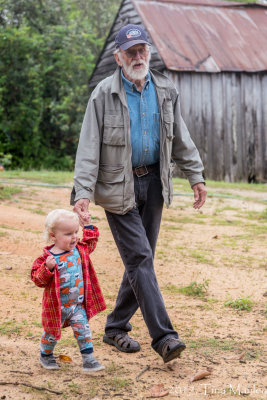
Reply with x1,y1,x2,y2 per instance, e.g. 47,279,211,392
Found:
40,247,93,356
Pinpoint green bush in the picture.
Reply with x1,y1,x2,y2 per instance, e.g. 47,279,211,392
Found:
224,297,253,311
0,0,120,170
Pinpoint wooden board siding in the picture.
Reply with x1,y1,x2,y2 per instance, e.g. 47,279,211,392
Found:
166,70,267,182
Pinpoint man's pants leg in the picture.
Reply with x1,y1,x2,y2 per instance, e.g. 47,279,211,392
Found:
104,169,178,353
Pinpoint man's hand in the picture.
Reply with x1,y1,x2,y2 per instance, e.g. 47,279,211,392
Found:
73,198,90,226
192,182,207,209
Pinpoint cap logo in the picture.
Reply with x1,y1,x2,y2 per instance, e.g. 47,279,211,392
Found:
126,29,141,39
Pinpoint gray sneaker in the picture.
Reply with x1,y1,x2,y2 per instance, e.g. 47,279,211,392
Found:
83,359,105,373
40,354,59,370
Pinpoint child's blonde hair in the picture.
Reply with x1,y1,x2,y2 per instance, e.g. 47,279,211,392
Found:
44,209,79,243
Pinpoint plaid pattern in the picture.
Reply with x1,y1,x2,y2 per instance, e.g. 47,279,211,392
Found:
31,226,106,340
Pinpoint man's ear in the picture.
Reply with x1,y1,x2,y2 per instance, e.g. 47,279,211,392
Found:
114,52,123,67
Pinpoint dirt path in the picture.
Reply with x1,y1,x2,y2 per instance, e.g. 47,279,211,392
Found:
0,182,266,400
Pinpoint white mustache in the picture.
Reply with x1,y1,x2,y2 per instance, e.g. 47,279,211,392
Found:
131,60,146,67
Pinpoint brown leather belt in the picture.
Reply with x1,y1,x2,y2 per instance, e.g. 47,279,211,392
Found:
132,163,159,177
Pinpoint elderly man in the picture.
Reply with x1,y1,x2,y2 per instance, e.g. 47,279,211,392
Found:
71,24,206,363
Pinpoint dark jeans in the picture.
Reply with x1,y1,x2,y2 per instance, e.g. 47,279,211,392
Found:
105,166,178,353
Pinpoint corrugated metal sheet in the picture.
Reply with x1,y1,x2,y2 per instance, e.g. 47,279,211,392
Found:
133,0,267,72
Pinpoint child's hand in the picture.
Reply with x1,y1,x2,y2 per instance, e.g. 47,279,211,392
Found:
46,255,56,271
79,211,91,226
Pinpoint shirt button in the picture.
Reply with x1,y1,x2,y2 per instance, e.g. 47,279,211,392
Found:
145,149,148,152
142,113,145,116
144,131,147,135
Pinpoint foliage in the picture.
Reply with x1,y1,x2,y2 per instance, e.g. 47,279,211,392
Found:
0,0,121,169
0,320,22,336
178,280,210,297
0,169,73,184
166,280,210,297
0,185,22,200
224,297,253,311
0,152,12,167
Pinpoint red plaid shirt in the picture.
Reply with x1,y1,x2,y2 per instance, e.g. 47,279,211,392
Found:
31,226,106,340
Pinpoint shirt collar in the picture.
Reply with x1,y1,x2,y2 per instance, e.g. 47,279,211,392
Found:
121,69,151,92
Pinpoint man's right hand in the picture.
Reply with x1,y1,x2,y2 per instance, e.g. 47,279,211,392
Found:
73,198,90,218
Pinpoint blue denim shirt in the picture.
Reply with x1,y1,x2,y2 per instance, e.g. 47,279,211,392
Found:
121,70,160,167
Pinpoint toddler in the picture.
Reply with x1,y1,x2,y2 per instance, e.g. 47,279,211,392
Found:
31,209,106,372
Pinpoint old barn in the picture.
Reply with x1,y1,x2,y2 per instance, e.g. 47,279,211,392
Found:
89,0,267,182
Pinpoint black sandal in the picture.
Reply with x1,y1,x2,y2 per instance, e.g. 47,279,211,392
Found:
161,338,186,363
103,333,141,353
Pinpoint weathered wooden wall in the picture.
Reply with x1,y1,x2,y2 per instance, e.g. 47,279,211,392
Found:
166,71,267,182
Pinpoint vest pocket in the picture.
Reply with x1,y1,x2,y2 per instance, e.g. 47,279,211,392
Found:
94,165,124,211
97,165,124,183
103,115,125,146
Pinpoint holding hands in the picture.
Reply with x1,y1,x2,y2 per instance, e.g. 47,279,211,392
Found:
73,199,91,227
79,211,91,227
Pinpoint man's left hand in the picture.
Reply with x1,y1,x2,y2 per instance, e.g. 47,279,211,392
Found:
192,182,207,209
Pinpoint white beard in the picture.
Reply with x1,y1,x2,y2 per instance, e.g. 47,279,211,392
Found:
119,52,151,81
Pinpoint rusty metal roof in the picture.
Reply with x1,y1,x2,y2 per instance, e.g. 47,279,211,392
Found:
133,0,267,72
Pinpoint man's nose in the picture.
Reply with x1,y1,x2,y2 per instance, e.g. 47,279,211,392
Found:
133,51,142,60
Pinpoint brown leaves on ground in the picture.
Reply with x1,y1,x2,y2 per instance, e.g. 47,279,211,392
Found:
190,368,212,382
223,351,246,361
58,354,72,363
146,384,169,398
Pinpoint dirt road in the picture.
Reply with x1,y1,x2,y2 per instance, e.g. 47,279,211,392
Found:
0,182,266,399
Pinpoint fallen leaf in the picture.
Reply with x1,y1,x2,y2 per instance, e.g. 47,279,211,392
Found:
212,235,218,239
58,354,72,363
223,351,246,361
190,370,212,382
147,384,169,398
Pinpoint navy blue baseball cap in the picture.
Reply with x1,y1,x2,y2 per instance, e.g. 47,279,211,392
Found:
115,24,150,50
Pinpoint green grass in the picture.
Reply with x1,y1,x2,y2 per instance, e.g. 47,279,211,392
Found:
0,320,22,336
204,179,267,193
189,250,212,264
25,207,46,215
172,177,267,195
165,280,209,297
0,169,73,185
0,185,22,200
188,337,236,351
105,377,130,391
1,172,267,196
224,297,253,311
260,208,267,221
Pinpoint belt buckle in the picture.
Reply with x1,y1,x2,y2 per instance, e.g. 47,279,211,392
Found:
135,165,148,177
